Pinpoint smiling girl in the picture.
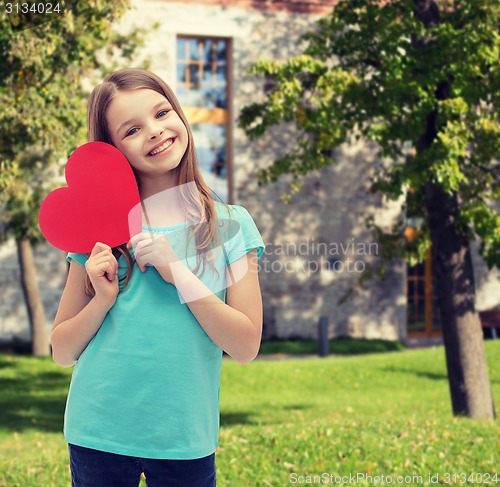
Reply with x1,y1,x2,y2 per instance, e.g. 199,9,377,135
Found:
50,68,265,486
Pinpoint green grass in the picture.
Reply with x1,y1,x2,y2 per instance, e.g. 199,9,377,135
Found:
0,341,499,486
258,336,406,355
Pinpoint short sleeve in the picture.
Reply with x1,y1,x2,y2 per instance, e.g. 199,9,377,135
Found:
67,252,89,268
220,205,265,266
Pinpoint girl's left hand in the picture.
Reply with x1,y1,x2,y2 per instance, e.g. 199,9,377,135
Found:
127,232,176,284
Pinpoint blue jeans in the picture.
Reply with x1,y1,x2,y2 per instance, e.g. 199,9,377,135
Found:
68,443,216,487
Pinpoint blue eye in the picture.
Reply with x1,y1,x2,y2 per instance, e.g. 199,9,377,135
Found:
157,109,170,118
125,127,139,137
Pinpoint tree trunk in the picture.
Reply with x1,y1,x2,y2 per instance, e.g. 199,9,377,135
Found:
17,238,50,356
412,0,495,420
424,182,495,419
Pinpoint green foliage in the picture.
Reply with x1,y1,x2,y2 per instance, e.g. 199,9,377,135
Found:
0,1,150,242
238,0,500,280
1,150,62,244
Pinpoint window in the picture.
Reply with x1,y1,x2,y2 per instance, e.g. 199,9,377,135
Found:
176,37,232,203
404,189,442,336
406,251,442,336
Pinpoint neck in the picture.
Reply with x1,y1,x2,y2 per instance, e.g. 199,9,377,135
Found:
137,171,190,227
137,171,178,200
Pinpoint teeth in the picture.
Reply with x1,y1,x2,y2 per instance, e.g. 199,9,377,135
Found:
149,138,174,156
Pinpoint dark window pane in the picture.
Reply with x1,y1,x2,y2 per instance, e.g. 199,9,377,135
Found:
216,41,226,61
203,69,214,85
408,301,425,331
415,321,425,332
216,65,227,85
177,63,187,84
417,279,424,297
189,64,200,88
407,302,414,318
202,87,216,109
418,298,425,320
189,40,200,61
215,87,226,108
204,40,214,62
177,39,186,60
408,280,414,297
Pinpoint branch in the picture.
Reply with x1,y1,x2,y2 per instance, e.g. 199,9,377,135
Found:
413,0,441,28
412,0,441,48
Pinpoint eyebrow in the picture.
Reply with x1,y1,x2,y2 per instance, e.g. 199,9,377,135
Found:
116,101,171,135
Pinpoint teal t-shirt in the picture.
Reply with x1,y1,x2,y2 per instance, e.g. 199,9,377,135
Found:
63,203,265,459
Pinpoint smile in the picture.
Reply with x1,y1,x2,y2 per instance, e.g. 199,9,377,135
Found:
147,138,175,156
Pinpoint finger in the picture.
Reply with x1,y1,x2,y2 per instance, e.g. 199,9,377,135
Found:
90,251,115,262
106,259,118,278
89,256,116,273
90,242,112,257
134,249,151,272
128,232,152,249
135,239,154,255
89,254,118,272
92,262,115,281
135,256,146,272
105,261,117,281
86,251,107,267
86,250,113,269
136,246,168,268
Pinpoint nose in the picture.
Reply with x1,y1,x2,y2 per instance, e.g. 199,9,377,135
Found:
148,123,164,139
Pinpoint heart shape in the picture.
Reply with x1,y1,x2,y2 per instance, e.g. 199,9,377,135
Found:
39,142,141,253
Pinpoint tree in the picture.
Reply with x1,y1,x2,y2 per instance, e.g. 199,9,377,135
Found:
238,0,499,419
0,1,149,356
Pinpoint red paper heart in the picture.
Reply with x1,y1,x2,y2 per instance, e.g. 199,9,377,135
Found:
39,142,141,253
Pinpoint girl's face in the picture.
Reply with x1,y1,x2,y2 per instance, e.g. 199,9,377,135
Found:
106,88,189,184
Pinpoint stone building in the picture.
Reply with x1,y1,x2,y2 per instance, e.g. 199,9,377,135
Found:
1,0,499,347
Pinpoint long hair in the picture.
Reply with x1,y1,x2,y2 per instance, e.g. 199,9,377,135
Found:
84,67,228,296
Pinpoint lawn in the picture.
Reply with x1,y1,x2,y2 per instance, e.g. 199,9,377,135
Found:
0,341,498,486
257,336,406,355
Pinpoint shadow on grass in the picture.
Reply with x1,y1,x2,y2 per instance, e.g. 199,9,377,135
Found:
259,337,406,356
282,404,312,411
220,412,254,426
0,355,69,435
382,365,500,385
381,366,448,381
220,403,313,427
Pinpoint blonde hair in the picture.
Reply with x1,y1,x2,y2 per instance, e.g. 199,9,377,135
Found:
85,68,228,296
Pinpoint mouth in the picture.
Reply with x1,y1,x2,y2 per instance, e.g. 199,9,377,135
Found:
147,137,176,157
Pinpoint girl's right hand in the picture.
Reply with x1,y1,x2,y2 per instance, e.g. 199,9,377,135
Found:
85,242,119,310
